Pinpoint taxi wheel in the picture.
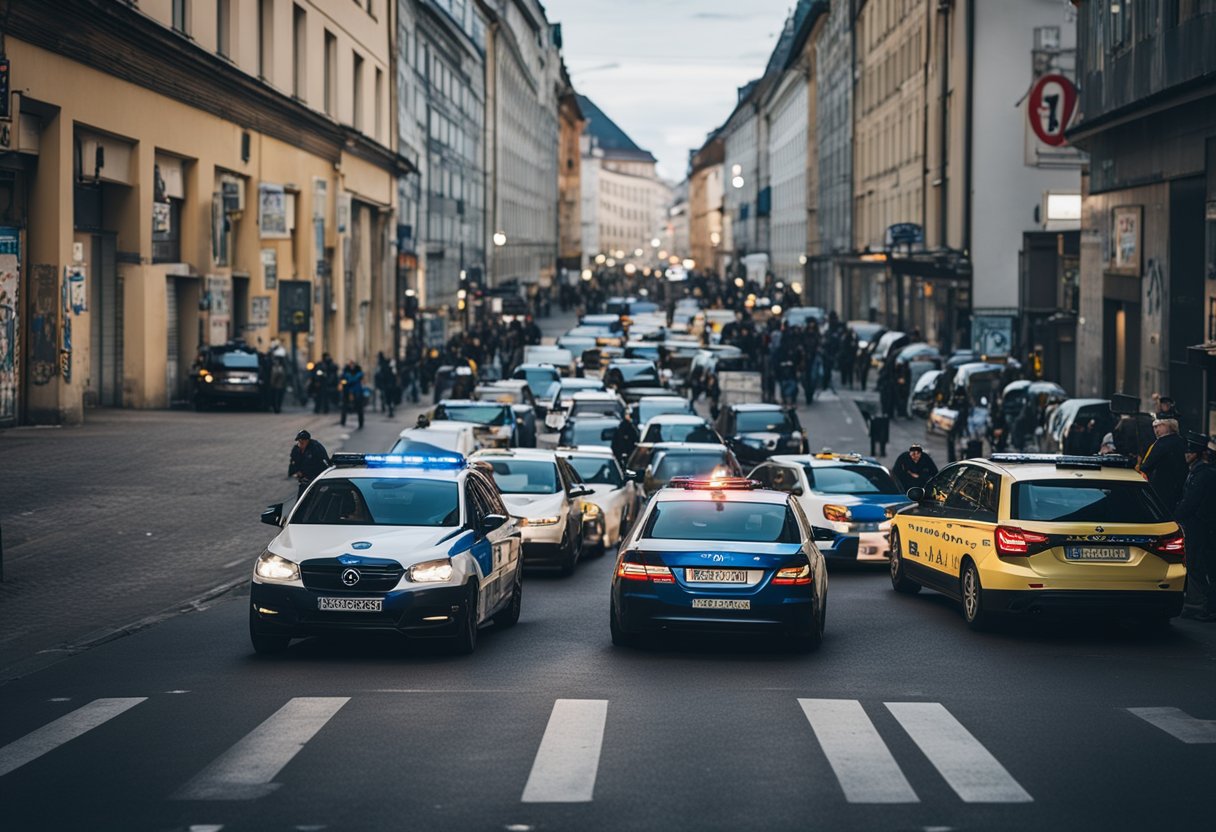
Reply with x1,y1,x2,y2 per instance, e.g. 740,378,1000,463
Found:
494,569,523,628
960,560,991,631
889,530,921,595
449,584,479,655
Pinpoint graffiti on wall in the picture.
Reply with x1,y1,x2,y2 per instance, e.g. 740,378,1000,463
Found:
30,265,59,385
0,227,19,422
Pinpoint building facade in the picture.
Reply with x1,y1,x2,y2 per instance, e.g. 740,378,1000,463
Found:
722,83,764,270
688,132,725,276
0,0,402,427
557,75,585,279
814,0,853,313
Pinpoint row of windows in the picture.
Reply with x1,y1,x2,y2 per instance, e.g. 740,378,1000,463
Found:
856,98,922,180
854,186,923,248
858,29,922,116
859,0,925,53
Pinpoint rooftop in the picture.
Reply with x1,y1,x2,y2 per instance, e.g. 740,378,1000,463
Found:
577,94,658,164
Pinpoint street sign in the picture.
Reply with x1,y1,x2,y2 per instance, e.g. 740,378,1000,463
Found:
1028,73,1077,147
278,280,312,332
885,223,924,249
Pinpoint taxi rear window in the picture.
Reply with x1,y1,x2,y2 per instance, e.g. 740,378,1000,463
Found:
1010,480,1167,524
644,501,801,543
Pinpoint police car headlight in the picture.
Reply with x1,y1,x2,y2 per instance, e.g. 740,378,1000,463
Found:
823,504,852,523
522,516,561,526
255,551,300,583
408,558,454,583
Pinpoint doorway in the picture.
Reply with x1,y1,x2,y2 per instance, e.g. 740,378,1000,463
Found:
88,233,121,407
1103,298,1141,398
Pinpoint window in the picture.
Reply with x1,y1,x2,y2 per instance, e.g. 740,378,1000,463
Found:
1011,480,1166,523
258,0,273,80
292,478,460,526
643,501,802,544
293,5,307,100
216,0,231,57
324,30,337,116
172,0,188,34
353,52,365,130
374,68,384,141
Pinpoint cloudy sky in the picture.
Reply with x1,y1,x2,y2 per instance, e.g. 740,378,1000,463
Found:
543,0,799,181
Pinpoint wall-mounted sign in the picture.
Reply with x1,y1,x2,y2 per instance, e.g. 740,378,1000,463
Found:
261,247,277,290
884,223,924,249
278,280,312,332
259,183,289,238
250,296,271,329
1028,73,1077,148
1111,205,1142,276
66,265,87,314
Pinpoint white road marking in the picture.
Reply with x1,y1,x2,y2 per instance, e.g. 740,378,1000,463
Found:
521,699,608,803
222,558,246,569
175,697,349,800
0,697,146,778
798,698,918,804
1127,707,1216,743
188,826,224,832
886,702,1032,803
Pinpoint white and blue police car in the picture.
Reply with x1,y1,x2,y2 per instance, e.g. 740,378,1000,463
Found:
249,452,523,655
610,476,828,651
749,453,912,562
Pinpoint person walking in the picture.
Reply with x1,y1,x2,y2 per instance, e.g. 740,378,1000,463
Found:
339,360,366,430
892,444,939,493
1177,434,1216,620
312,353,338,414
268,356,288,414
288,430,331,498
1140,417,1187,513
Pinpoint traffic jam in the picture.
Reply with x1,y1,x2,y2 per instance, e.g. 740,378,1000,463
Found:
253,295,1193,656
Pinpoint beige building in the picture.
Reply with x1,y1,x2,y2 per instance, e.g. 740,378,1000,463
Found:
688,133,725,275
0,0,403,426
557,77,585,277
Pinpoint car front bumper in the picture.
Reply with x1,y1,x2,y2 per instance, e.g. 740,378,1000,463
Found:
249,582,469,638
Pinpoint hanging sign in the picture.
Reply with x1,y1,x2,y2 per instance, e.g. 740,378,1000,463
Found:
1028,73,1077,147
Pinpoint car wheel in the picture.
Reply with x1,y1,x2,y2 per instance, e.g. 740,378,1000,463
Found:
960,559,991,631
493,569,523,629
558,528,578,576
449,584,480,655
249,609,290,655
610,600,641,648
788,597,825,653
889,529,922,595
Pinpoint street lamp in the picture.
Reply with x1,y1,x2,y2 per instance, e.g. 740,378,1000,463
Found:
581,269,593,281
650,238,661,248
493,231,507,247
682,259,695,270
798,254,807,265
634,248,644,258
732,175,744,189
595,253,606,264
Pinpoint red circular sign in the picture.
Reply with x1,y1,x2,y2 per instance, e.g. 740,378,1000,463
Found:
1028,74,1077,147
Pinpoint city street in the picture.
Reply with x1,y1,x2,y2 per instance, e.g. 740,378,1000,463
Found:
2,313,1215,832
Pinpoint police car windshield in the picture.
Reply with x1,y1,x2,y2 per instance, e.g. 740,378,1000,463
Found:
560,419,618,446
566,456,623,487
653,451,734,481
219,352,260,369
486,460,559,494
644,501,801,543
292,478,459,526
1011,480,1167,523
643,423,717,444
438,404,509,426
736,410,797,433
808,465,899,495
635,401,692,423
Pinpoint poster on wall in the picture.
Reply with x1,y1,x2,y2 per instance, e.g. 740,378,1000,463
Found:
30,265,58,385
0,227,20,424
250,296,271,329
259,183,289,238
971,314,1015,358
152,201,172,234
261,247,277,290
67,265,87,314
206,274,232,345
1112,206,1142,276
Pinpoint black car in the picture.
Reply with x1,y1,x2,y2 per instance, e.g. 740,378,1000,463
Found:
714,403,808,467
604,359,667,404
192,342,265,410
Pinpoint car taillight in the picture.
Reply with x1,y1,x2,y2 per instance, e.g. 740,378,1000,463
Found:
616,552,674,583
1150,531,1186,563
772,563,812,585
995,525,1052,558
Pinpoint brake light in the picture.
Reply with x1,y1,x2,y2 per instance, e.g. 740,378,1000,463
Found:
995,525,1052,558
772,563,812,585
1150,531,1186,564
616,553,675,583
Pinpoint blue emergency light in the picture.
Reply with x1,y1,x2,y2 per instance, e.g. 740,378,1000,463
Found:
332,452,466,469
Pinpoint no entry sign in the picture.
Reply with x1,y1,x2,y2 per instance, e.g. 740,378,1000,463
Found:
1028,73,1077,147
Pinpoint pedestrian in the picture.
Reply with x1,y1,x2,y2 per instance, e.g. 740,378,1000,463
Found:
611,415,640,468
1177,435,1216,621
892,444,939,493
1140,417,1187,513
288,429,331,498
1154,394,1181,424
268,356,288,414
339,359,366,430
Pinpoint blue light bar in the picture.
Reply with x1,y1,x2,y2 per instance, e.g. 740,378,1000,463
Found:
332,452,466,469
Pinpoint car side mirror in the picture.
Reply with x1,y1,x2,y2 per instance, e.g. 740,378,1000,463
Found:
570,486,594,498
906,487,925,502
811,526,837,542
261,503,284,527
481,514,508,534
790,485,804,496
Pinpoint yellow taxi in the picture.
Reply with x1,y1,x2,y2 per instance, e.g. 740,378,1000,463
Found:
888,454,1186,629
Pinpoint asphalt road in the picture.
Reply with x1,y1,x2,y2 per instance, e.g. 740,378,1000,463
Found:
3,309,1214,831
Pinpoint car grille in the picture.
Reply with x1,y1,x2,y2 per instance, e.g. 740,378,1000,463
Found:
300,561,404,592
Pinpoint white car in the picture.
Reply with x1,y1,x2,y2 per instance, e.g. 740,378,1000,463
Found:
557,447,640,551
250,452,523,655
638,413,720,446
748,453,913,563
471,448,595,575
392,422,479,456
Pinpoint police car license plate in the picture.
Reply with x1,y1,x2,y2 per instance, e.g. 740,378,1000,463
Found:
1065,546,1131,562
686,569,747,583
318,597,383,612
692,599,751,610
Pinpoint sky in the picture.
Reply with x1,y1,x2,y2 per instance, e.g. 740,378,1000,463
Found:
542,0,799,181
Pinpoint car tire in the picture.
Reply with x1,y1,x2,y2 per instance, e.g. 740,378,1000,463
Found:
493,569,523,629
889,529,922,595
960,559,991,631
788,599,825,653
610,600,641,648
558,529,578,576
249,609,290,655
448,584,480,655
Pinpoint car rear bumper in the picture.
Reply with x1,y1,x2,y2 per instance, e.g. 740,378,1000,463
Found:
819,533,890,562
984,588,1185,617
249,582,468,638
615,591,818,636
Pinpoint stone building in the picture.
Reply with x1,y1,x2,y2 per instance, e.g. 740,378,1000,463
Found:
813,0,854,313
688,132,725,276
557,70,585,280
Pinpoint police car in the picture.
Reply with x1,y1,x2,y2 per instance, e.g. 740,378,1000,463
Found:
749,452,911,562
249,452,523,655
610,476,828,651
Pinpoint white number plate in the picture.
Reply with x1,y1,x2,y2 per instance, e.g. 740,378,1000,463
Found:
686,568,748,583
1065,546,1130,562
318,597,383,612
692,599,751,610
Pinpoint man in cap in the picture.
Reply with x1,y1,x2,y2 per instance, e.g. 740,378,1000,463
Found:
1176,433,1216,621
1141,417,1187,513
288,430,331,498
892,444,939,493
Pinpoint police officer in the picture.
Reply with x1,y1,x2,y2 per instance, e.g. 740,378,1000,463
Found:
1177,433,1216,621
288,430,331,498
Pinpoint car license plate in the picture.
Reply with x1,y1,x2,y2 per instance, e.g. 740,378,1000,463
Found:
686,568,748,583
692,599,751,610
318,597,383,612
1065,546,1131,562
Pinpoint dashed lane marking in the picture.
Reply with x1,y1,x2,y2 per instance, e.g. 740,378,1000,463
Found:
0,697,147,778
521,699,608,803
1127,707,1216,744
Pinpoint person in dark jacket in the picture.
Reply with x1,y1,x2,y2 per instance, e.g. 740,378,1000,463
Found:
610,417,640,469
1177,434,1216,620
288,430,331,498
1140,418,1187,513
892,444,939,493
339,360,366,429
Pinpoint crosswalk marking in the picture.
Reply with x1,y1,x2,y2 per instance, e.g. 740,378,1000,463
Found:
521,699,608,803
1127,707,1216,744
0,697,146,778
886,702,1032,803
174,697,349,801
798,698,919,803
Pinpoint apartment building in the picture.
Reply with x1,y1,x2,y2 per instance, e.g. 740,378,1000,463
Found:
688,132,725,276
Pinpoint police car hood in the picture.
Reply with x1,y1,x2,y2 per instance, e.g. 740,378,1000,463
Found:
272,524,462,565
501,492,566,515
812,491,911,521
